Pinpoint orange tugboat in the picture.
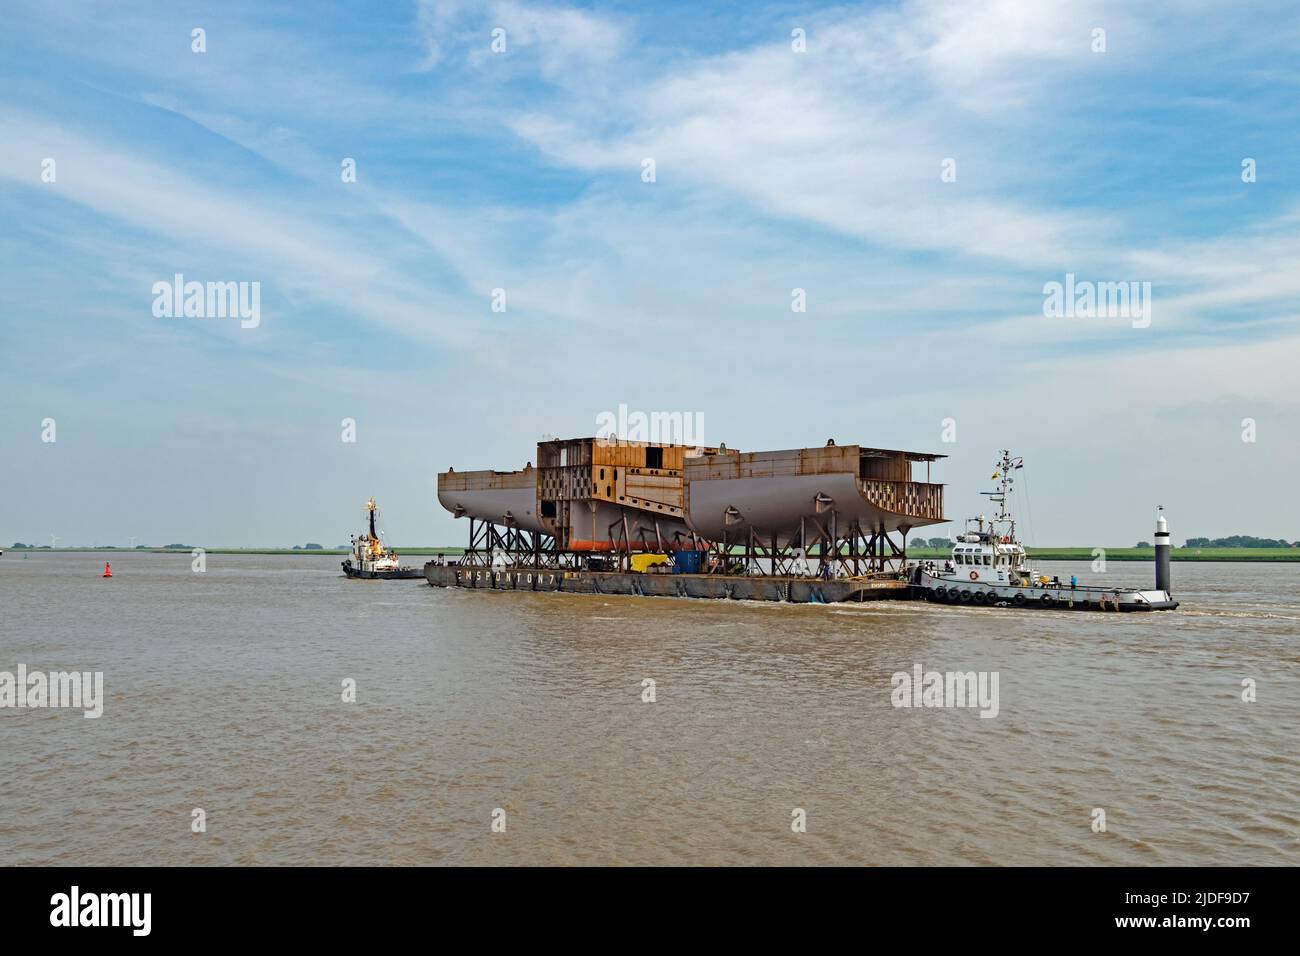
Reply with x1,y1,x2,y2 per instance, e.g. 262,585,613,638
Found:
341,498,423,579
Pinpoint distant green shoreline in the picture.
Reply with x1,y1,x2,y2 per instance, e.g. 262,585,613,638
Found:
7,546,1299,561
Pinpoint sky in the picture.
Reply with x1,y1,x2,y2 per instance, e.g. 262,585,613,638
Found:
1,0,1298,548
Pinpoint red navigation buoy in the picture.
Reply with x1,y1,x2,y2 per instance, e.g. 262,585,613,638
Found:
103,562,113,578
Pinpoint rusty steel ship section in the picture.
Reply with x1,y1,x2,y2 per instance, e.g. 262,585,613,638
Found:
436,436,946,580
536,437,727,552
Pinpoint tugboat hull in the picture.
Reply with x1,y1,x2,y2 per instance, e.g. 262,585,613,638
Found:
913,572,1178,611
341,560,424,580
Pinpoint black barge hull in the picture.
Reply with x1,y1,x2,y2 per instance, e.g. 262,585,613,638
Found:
424,563,909,603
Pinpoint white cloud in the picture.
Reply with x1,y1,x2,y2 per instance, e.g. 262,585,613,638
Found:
506,1,1125,267
416,0,624,81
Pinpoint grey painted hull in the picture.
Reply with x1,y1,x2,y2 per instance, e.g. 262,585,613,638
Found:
437,469,545,534
686,471,905,543
683,445,944,546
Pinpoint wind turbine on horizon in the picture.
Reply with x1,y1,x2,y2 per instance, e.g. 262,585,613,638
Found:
50,533,61,549
128,535,139,549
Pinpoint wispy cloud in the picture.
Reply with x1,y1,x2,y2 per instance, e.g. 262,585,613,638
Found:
0,108,485,350
416,0,625,79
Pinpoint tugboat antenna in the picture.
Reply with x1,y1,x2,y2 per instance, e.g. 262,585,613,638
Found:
980,450,1022,530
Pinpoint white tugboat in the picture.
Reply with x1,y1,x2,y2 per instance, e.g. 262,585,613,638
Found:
911,452,1179,611
341,497,423,579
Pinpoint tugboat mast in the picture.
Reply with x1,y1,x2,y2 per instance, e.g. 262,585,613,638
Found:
979,449,1022,540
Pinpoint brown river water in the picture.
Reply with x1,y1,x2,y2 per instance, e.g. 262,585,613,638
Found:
1,551,1296,865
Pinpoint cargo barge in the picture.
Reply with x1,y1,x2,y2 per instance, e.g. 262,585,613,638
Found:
428,437,944,604
424,437,1179,610
424,562,908,603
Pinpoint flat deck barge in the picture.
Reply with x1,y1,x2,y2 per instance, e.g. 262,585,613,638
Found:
424,563,909,603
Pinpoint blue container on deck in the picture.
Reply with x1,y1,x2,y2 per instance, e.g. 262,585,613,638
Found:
673,550,705,574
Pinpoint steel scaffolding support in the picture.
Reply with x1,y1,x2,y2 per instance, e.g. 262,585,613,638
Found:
701,510,909,578
457,510,909,579
459,517,560,568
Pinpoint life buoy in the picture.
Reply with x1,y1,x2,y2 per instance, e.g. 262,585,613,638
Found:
969,571,979,581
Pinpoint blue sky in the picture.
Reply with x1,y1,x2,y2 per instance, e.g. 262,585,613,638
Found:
2,0,1298,547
